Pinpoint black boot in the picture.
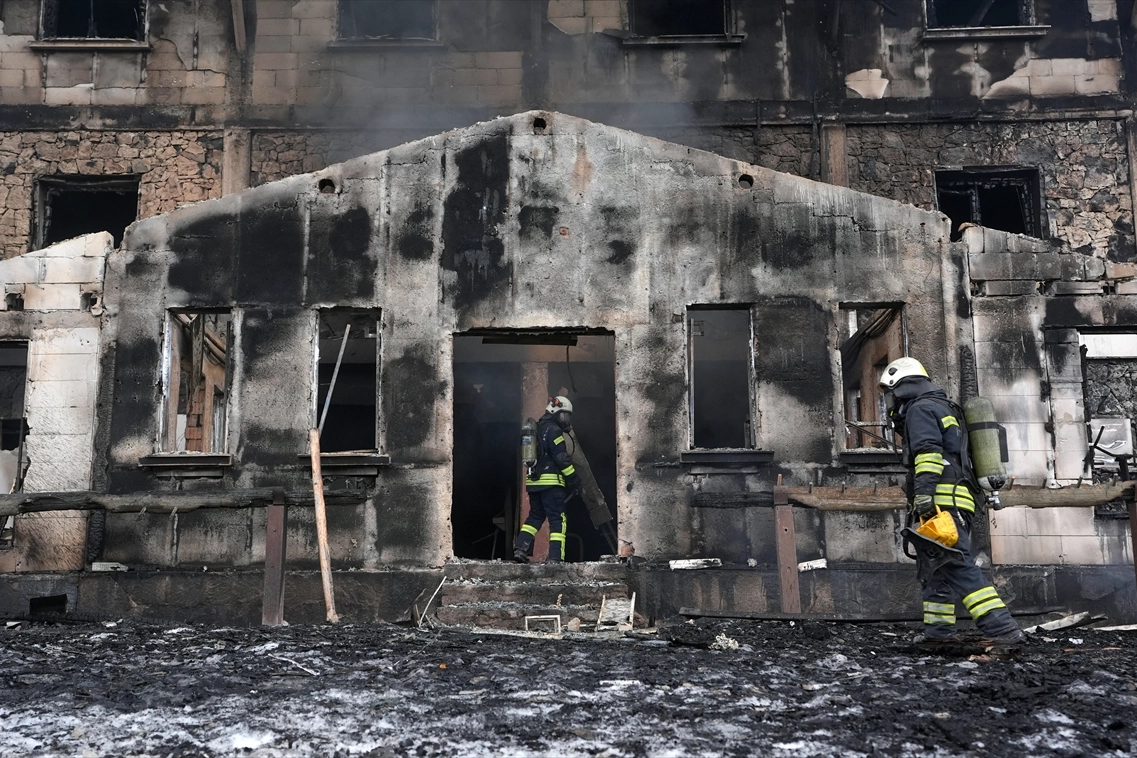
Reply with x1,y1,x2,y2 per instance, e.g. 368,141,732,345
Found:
512,547,529,563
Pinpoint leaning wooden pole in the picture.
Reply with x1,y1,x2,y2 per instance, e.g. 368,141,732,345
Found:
308,429,339,623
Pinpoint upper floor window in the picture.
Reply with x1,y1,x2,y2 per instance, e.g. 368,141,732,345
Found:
42,0,146,40
935,167,1043,241
631,0,729,36
34,175,139,250
338,0,435,40
688,307,753,449
926,0,1032,28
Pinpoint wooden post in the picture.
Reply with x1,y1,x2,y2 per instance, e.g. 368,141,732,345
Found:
261,487,287,626
773,474,801,614
308,429,339,623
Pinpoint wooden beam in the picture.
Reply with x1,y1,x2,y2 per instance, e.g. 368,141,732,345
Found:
773,477,801,614
309,429,339,623
261,488,287,626
0,489,365,517
231,0,247,53
786,482,1133,511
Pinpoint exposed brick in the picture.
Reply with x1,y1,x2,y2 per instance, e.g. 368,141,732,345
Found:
585,0,622,17
478,85,520,105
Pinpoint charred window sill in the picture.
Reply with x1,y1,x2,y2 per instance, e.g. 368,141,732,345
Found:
327,39,445,51
29,40,151,52
621,34,745,47
839,450,905,474
922,26,1050,41
299,452,391,477
680,449,773,467
139,453,231,479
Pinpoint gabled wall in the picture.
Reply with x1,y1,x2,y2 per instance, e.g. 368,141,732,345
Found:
98,112,962,569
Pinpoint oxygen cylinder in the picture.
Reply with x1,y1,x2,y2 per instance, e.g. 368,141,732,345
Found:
521,418,538,471
963,396,1007,504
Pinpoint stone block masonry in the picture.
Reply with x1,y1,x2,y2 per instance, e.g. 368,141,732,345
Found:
846,119,1134,262
0,132,225,259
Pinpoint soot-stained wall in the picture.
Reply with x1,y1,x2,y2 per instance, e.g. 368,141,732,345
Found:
102,111,963,568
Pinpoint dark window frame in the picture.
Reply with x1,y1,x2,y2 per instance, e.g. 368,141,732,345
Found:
925,0,1034,29
33,175,140,251
687,305,755,451
40,0,147,41
314,308,381,454
836,304,907,453
630,0,732,38
934,166,1045,242
336,0,437,41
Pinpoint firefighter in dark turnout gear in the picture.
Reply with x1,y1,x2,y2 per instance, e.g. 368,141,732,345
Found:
514,396,580,563
880,357,1024,644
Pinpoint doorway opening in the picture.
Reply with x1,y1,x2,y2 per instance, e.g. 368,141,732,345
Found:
452,330,617,563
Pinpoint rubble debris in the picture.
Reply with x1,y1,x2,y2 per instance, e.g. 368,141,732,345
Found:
669,558,722,570
1023,612,1093,634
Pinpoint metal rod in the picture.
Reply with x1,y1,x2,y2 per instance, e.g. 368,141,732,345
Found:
318,325,350,437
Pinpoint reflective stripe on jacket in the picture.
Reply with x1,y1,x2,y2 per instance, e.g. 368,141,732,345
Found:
525,414,578,491
902,393,976,513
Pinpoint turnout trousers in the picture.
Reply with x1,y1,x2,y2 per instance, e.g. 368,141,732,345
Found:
514,487,568,562
919,510,1018,639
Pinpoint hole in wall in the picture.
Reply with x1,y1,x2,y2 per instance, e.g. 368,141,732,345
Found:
5,293,23,311
318,178,337,194
738,174,754,189
29,594,67,617
533,117,547,133
34,175,140,250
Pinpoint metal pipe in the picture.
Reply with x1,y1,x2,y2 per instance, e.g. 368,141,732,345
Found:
318,325,350,437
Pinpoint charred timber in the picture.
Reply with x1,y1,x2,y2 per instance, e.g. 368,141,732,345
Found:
694,482,1134,511
0,489,367,517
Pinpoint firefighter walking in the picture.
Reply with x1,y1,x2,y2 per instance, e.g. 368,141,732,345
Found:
880,357,1024,645
514,396,580,563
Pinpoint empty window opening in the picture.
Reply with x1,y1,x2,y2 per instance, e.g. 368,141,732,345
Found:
35,176,140,250
1080,333,1137,481
316,310,379,453
688,308,752,449
839,305,906,450
926,0,1029,28
935,168,1042,242
452,332,617,562
338,0,435,39
161,312,231,453
28,594,68,617
631,0,729,36
42,0,146,40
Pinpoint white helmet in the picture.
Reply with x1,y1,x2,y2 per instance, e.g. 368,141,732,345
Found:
546,395,573,414
879,357,928,389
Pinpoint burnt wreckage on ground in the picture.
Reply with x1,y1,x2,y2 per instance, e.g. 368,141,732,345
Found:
0,111,1133,627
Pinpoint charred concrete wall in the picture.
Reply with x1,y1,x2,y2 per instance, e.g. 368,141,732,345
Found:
97,112,961,570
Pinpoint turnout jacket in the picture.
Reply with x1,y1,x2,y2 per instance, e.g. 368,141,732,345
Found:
900,387,978,514
525,413,579,492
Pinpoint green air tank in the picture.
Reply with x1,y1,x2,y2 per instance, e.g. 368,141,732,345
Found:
963,396,1007,505
521,418,538,472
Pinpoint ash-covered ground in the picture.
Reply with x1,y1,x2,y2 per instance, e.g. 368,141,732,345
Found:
0,617,1134,757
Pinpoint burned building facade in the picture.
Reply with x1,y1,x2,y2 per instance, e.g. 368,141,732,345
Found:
0,1,1134,623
